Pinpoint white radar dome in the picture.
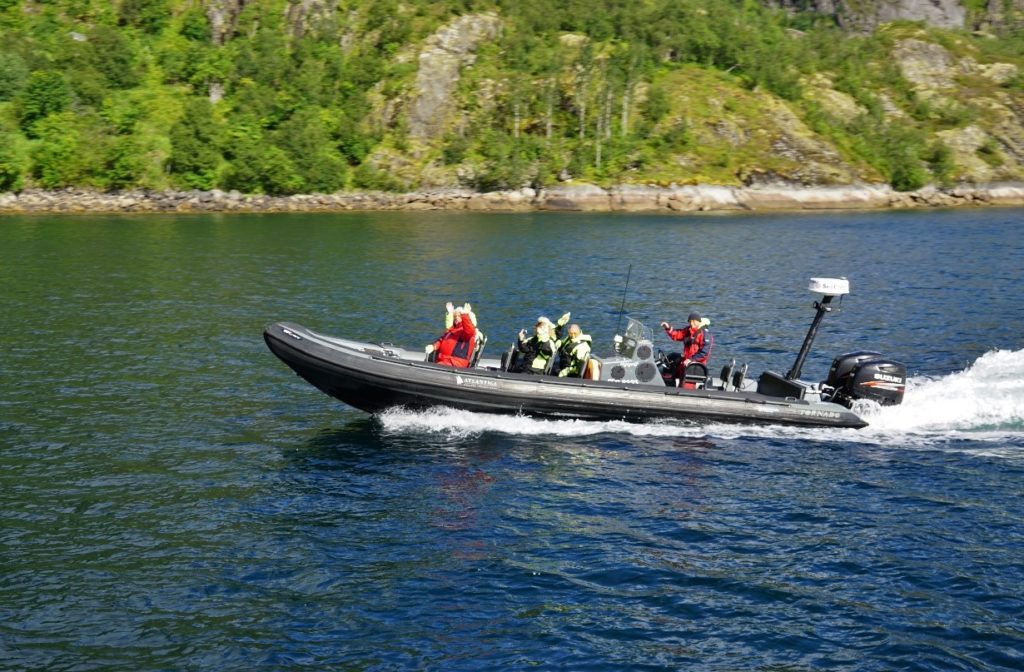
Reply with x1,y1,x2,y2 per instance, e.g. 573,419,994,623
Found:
808,277,850,296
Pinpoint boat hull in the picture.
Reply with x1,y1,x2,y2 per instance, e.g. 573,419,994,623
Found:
264,322,868,429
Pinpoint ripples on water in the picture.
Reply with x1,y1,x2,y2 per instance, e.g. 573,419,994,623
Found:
1,210,1023,670
372,353,1024,670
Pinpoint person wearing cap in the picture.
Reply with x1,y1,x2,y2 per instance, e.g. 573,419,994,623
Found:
426,302,477,367
511,316,556,374
660,311,713,381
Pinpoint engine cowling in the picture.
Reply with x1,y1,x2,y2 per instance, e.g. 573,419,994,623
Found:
827,351,907,408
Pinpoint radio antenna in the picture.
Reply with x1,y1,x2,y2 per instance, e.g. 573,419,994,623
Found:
615,264,633,335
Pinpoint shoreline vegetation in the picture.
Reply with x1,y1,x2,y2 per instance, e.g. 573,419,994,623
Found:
3,182,1024,215
6,4,1024,209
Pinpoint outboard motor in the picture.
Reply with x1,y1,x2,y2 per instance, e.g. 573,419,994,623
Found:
826,351,907,408
784,277,907,409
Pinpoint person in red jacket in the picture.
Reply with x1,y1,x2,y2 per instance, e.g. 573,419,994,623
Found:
426,303,477,367
660,311,713,383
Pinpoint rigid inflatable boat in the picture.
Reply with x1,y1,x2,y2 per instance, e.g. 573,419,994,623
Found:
264,278,906,429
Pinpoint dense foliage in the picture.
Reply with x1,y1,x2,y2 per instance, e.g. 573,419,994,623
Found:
0,0,1021,194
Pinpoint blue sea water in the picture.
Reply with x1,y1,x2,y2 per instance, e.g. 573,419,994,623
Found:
1,208,1023,670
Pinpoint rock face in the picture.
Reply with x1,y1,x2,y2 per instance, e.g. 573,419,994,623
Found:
773,0,965,31
979,0,1024,31
802,74,867,120
938,125,997,182
285,0,336,39
758,96,860,184
888,36,1024,181
893,38,959,94
204,0,247,102
874,0,965,29
408,13,502,140
206,0,246,46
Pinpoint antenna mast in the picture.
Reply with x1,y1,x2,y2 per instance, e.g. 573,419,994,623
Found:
615,264,633,334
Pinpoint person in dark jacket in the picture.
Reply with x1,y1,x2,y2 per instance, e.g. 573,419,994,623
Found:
511,316,555,374
426,304,477,367
660,311,712,382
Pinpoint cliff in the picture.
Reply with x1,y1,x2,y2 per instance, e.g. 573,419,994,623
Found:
771,0,966,31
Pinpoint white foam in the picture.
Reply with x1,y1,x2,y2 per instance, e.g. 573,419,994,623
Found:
376,405,705,439
375,349,1024,451
856,348,1024,437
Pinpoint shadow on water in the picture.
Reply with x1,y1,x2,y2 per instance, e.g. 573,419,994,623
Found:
278,413,522,480
295,417,388,462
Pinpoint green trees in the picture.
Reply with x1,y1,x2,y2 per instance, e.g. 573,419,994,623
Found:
84,25,141,90
0,52,28,101
275,108,347,193
17,71,72,135
221,135,302,195
119,0,170,35
179,6,211,42
885,138,931,191
100,136,144,190
219,108,350,196
0,0,1021,194
30,113,95,188
0,133,25,191
168,98,221,190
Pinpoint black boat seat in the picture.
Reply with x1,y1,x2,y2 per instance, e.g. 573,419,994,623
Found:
501,344,517,372
732,363,748,391
659,351,681,386
543,351,558,375
720,359,735,390
682,362,708,389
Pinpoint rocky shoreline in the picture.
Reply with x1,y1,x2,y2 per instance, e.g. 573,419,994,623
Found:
3,182,1024,214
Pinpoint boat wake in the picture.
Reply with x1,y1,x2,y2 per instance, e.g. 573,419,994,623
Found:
376,406,700,440
376,348,1024,452
853,347,1024,439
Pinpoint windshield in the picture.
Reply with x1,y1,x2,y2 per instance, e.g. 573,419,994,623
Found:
624,318,653,343
614,318,653,358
